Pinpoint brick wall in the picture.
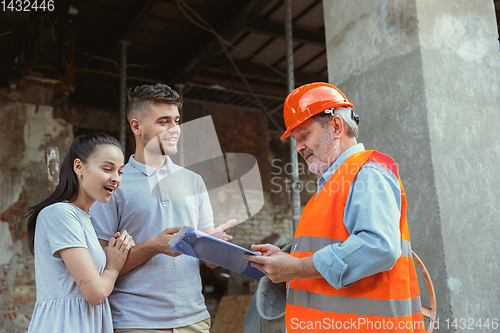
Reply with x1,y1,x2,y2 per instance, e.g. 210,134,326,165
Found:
0,81,73,332
0,193,36,333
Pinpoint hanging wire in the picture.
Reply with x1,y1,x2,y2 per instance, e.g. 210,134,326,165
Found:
175,0,285,132
175,0,286,79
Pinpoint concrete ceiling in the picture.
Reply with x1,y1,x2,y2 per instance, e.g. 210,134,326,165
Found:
1,0,499,132
0,0,330,132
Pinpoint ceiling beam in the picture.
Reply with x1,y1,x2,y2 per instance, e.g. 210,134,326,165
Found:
296,49,326,72
145,13,196,31
156,0,219,16
190,74,288,98
207,57,285,80
185,81,285,101
315,66,327,75
204,57,326,85
245,36,276,62
293,0,323,23
245,18,325,47
104,0,157,58
272,43,306,68
80,0,129,14
167,0,270,85
225,0,283,55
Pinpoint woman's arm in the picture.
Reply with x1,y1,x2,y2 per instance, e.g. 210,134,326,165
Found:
60,234,132,305
97,226,182,276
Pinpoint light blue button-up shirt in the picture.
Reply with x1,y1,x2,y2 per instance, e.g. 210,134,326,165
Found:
312,143,403,289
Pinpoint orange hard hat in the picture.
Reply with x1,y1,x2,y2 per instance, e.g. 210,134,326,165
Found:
280,82,354,140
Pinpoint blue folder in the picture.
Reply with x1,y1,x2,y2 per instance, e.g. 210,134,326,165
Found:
169,226,265,279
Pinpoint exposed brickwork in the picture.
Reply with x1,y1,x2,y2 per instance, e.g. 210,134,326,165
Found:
1,192,27,241
1,82,72,333
0,192,36,333
0,255,36,333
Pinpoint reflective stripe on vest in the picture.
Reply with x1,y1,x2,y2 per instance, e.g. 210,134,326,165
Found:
288,289,423,317
292,236,413,257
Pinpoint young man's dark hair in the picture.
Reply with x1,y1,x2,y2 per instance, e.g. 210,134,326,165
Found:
126,84,183,122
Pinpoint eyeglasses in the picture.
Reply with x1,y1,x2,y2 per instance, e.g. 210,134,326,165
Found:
351,109,360,125
324,108,360,125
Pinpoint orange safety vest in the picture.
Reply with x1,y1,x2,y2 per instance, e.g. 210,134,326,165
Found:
285,150,425,332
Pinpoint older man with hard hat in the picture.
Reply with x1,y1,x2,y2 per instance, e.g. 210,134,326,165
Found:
245,82,425,332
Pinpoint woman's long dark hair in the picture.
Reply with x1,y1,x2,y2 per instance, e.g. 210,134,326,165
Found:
26,132,121,255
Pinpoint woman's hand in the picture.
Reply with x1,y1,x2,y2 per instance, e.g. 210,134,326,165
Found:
105,230,133,273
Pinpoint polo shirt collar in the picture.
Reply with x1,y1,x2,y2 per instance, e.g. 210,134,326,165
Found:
129,154,173,177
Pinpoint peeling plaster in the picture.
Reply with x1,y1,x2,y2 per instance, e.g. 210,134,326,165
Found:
23,104,71,163
0,221,13,265
425,14,466,51
0,175,24,218
1,103,72,214
456,17,500,68
447,276,463,296
421,13,500,69
379,0,402,40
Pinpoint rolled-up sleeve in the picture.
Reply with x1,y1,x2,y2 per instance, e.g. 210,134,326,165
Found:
312,162,402,289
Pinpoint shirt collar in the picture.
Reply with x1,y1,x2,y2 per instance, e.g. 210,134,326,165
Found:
317,143,365,191
129,154,173,177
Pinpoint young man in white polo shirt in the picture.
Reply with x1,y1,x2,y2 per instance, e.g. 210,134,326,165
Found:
90,84,235,332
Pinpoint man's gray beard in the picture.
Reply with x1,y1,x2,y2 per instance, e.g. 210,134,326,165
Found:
307,129,339,176
308,160,332,176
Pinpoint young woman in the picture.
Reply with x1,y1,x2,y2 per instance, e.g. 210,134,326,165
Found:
26,132,133,333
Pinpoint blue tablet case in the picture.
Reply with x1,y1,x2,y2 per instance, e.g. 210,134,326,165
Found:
169,226,265,279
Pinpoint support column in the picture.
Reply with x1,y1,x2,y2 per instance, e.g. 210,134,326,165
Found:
119,40,131,154
323,0,500,328
284,0,301,231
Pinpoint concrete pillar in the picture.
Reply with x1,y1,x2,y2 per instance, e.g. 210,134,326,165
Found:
323,0,500,330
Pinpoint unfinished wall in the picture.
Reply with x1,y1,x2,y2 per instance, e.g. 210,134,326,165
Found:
0,81,73,333
324,0,500,331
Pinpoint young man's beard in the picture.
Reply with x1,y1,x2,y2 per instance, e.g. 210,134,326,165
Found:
143,132,178,157
156,136,178,156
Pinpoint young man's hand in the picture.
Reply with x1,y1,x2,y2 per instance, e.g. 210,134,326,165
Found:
154,226,182,257
209,219,237,242
200,219,237,269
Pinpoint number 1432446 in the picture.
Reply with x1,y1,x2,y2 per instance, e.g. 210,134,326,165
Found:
1,0,54,11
